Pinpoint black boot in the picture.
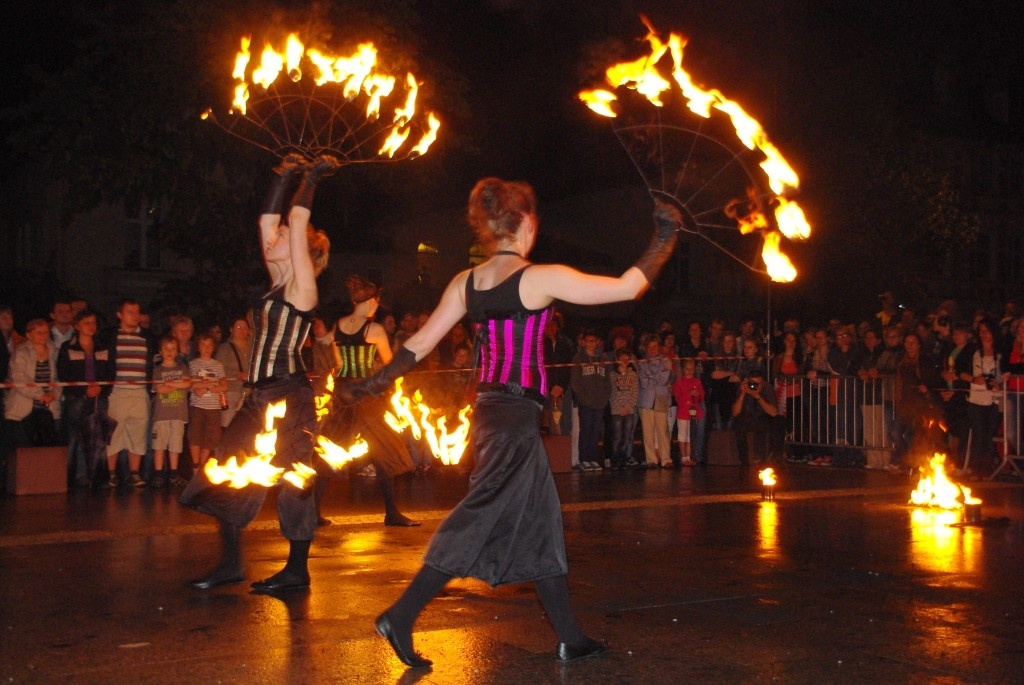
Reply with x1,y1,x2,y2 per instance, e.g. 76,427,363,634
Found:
380,473,421,526
188,520,243,590
251,539,311,592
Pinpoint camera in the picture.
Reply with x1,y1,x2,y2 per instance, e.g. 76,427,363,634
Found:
747,380,759,390
984,372,997,391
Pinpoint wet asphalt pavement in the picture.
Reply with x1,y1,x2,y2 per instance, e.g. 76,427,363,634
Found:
1,459,1022,684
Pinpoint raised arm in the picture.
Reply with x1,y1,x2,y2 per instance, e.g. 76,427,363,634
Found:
521,200,681,308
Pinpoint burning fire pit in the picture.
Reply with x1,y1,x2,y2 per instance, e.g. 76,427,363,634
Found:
908,453,986,526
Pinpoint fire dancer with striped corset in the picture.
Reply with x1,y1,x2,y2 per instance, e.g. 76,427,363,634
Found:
180,153,336,593
339,177,682,668
315,274,419,527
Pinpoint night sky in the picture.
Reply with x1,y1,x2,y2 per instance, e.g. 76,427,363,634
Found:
1,0,1020,320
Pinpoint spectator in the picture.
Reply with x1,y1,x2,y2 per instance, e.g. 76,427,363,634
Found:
151,335,191,488
542,313,575,436
829,326,863,466
857,327,889,468
102,298,155,489
892,332,940,471
638,336,673,468
570,330,610,471
608,349,639,470
215,316,252,429
308,316,339,395
49,299,74,349
709,331,741,430
188,333,227,473
171,315,195,363
731,367,777,467
965,319,1002,476
3,318,61,450
1001,316,1024,460
939,324,974,470
673,358,705,466
56,309,114,487
772,330,806,462
804,329,833,465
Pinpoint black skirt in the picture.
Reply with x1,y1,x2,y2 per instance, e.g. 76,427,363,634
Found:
423,391,568,586
179,373,317,541
320,391,415,478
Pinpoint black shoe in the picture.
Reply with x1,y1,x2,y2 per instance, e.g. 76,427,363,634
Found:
187,568,244,590
384,513,422,527
250,571,310,593
556,637,607,663
375,612,432,668
316,516,332,527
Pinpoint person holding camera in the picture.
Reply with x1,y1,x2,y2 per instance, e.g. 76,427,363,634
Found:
966,319,1003,476
731,368,777,467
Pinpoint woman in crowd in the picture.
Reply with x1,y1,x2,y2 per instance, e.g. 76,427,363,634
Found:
4,319,62,453
966,319,1003,475
341,177,681,668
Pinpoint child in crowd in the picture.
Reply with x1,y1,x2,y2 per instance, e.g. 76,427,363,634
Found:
608,349,639,469
673,359,705,466
187,334,227,472
151,336,191,487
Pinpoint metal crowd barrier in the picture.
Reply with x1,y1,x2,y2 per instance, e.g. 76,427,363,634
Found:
993,380,1024,480
778,374,896,455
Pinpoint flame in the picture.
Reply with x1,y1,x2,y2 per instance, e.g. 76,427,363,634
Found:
316,434,369,470
580,20,810,281
203,398,369,490
385,378,472,465
761,232,797,283
909,452,979,510
226,33,439,158
758,467,777,487
314,374,334,423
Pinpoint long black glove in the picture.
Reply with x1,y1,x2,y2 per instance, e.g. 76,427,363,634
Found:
335,347,419,405
261,153,306,215
634,201,682,285
290,154,341,210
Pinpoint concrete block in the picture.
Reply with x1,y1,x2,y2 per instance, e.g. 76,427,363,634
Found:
543,434,572,473
7,446,67,495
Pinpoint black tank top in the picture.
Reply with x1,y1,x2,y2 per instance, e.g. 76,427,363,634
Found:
333,320,378,380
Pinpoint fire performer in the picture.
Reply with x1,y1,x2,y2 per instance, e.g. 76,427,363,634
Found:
316,274,420,527
340,177,682,668
180,153,337,592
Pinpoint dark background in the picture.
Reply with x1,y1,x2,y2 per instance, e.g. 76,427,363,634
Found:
0,0,1020,327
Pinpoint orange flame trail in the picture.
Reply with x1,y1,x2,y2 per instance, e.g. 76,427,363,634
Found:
579,19,810,282
385,378,471,465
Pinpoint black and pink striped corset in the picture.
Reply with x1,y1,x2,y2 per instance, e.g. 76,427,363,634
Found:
466,266,549,395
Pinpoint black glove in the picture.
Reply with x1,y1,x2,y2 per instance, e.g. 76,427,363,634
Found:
335,347,418,405
290,154,342,210
634,201,682,285
261,153,306,215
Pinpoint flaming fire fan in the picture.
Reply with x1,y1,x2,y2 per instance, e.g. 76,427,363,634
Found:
580,19,810,282
202,34,440,164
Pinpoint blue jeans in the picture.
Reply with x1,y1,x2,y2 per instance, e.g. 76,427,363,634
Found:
610,412,635,466
577,405,605,464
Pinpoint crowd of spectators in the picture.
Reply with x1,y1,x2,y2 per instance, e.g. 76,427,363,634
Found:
2,292,1022,494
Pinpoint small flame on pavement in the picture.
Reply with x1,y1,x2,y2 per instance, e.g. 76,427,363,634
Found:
909,453,979,510
758,467,777,487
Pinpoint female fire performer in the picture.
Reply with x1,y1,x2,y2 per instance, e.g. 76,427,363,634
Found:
315,274,419,527
341,177,681,668
180,153,336,593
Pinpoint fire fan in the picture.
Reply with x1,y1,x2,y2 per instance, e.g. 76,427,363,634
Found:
581,18,810,282
202,33,440,164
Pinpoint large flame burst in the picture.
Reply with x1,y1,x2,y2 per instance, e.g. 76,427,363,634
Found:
202,33,440,163
580,18,810,283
